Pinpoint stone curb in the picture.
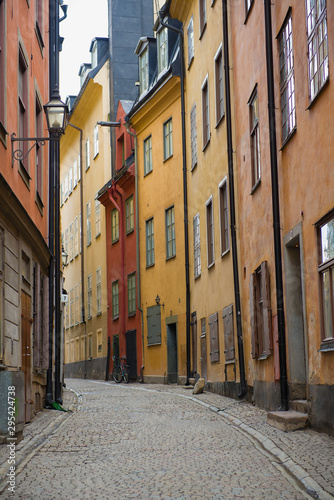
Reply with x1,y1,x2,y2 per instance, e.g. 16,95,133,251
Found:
0,387,80,495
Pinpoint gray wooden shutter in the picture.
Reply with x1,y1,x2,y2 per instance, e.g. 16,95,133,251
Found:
223,304,235,361
261,260,272,356
41,274,49,370
209,312,219,363
249,273,258,359
147,305,161,345
33,263,41,368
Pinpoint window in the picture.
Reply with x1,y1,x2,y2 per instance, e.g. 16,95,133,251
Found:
202,76,210,148
35,0,44,47
64,175,69,200
209,312,219,362
223,305,235,361
146,218,155,267
165,206,176,259
144,135,152,175
279,13,296,144
70,288,74,327
78,154,81,182
126,195,134,234
88,334,92,359
95,196,101,238
158,27,168,73
163,118,173,160
96,268,102,315
147,305,161,345
85,139,90,170
94,125,99,158
245,0,254,18
69,222,74,261
249,261,272,359
306,0,329,102
79,212,82,254
87,274,92,319
111,208,119,243
86,201,91,246
187,16,194,66
190,103,198,170
249,87,260,189
214,45,224,125
64,228,68,259
206,197,214,267
35,94,43,198
65,303,69,329
74,216,79,257
97,329,102,356
73,159,78,188
193,213,201,279
128,273,136,315
318,212,334,346
75,284,79,325
18,45,29,172
112,280,119,319
139,48,149,94
219,179,229,255
91,40,97,68
199,0,207,36
0,0,6,142
68,167,73,194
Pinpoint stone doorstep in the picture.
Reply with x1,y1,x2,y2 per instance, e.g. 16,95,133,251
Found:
267,410,309,432
290,399,309,414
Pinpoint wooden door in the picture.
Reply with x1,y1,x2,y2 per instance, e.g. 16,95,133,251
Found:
21,291,33,423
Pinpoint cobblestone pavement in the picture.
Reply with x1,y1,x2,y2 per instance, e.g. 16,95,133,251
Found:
0,379,333,500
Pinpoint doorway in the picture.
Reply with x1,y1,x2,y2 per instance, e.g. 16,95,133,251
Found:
126,329,137,379
21,291,32,423
284,226,307,400
191,312,197,377
167,323,177,383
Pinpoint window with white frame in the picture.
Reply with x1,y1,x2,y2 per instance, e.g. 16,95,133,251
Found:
165,206,176,259
112,280,119,319
193,213,201,278
69,222,74,261
306,0,329,102
96,267,102,315
111,208,119,243
206,197,214,267
126,195,134,234
163,118,173,160
64,228,69,259
94,125,99,158
86,201,91,246
73,159,78,188
249,86,260,189
18,44,29,171
190,103,197,170
95,196,101,238
219,178,229,255
187,16,194,66
85,139,90,170
87,274,92,319
139,48,149,94
199,0,207,36
68,167,73,194
128,273,136,315
158,27,168,73
70,288,74,327
279,12,296,144
35,94,43,198
144,135,152,175
64,174,68,200
202,76,210,148
75,284,79,325
146,218,155,267
78,154,81,181
74,216,79,257
91,40,98,68
245,0,253,17
250,261,273,359
214,44,224,125
318,212,334,347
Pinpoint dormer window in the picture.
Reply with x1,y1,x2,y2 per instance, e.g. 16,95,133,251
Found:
91,41,98,69
139,48,149,94
157,27,168,73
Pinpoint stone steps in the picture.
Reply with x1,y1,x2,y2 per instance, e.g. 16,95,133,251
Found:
267,409,309,431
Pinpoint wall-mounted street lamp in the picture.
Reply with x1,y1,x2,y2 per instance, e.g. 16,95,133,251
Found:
155,294,165,309
61,246,68,267
11,92,68,166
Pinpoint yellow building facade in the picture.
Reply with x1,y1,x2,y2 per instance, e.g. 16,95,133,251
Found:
60,41,110,379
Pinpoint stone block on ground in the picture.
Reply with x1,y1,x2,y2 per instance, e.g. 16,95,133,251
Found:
193,378,205,395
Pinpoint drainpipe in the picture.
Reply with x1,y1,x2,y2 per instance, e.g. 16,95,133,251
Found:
159,11,191,385
107,186,126,342
222,0,247,399
264,0,288,411
124,123,145,378
67,122,87,378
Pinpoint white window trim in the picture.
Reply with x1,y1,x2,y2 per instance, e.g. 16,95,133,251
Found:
201,74,210,149
214,42,224,126
218,176,230,257
205,195,215,268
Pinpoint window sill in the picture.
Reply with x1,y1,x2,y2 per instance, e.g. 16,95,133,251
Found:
147,342,162,347
144,169,153,178
113,316,119,321
146,263,155,269
221,248,230,259
199,23,207,40
215,114,225,129
202,137,211,152
166,254,176,262
93,152,99,160
96,232,101,239
280,127,297,151
306,77,329,110
244,1,254,24
207,261,215,270
112,239,119,245
250,178,261,195
194,272,201,280
163,153,173,163
96,312,102,317
126,229,134,236
128,312,136,318
319,339,334,352
187,56,194,71
191,161,198,172
0,121,7,147
257,354,270,360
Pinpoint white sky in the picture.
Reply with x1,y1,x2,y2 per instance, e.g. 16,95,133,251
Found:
59,0,108,100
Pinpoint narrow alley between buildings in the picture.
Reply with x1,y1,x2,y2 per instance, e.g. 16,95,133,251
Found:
0,379,333,500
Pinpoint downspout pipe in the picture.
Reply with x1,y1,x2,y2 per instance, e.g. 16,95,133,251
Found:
67,122,87,378
264,0,288,411
159,12,191,385
222,0,247,399
124,123,145,377
107,186,126,341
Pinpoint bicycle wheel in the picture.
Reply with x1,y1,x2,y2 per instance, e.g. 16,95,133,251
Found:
123,367,130,384
112,366,122,383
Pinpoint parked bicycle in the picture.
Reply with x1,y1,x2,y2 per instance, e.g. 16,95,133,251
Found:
112,355,130,383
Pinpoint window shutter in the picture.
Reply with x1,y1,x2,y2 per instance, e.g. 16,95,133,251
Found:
209,312,219,363
249,273,258,359
41,274,49,370
147,305,161,345
223,304,235,361
33,264,41,368
261,260,272,356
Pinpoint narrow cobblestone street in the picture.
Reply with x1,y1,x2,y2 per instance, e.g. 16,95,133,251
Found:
0,379,333,499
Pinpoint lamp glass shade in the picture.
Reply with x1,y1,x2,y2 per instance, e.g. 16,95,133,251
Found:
62,247,68,267
44,97,67,134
